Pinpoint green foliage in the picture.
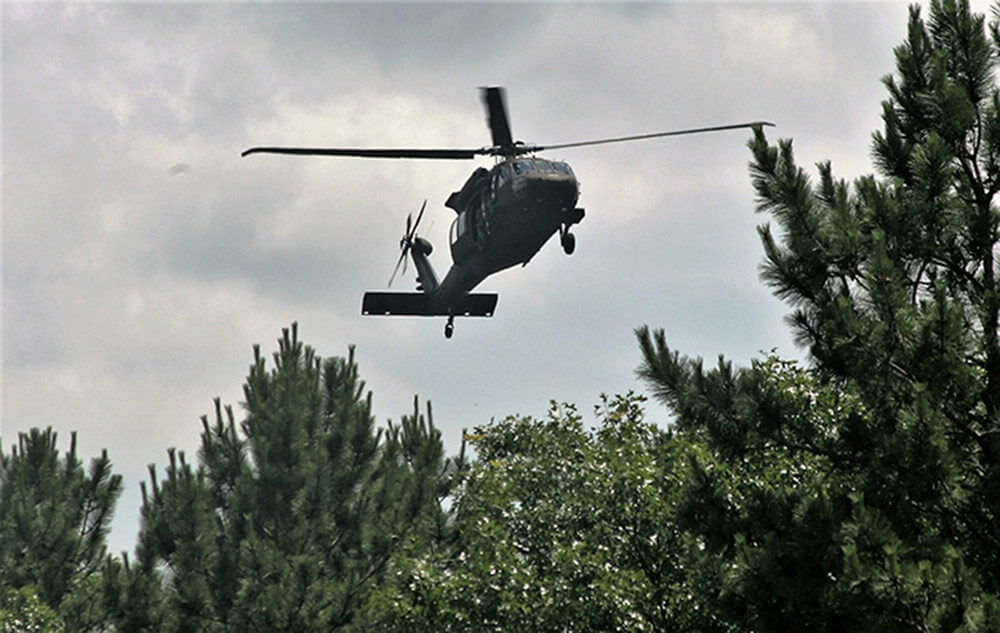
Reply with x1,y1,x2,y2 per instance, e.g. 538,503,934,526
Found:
127,324,461,632
636,1,1000,630
373,394,728,633
0,587,64,633
0,428,122,632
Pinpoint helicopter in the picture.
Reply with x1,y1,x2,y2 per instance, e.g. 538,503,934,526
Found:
243,87,772,338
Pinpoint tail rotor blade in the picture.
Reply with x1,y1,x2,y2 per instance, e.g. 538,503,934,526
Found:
388,250,407,287
412,200,427,236
401,213,413,249
388,201,428,287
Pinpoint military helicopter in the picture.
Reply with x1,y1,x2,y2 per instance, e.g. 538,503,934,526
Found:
243,87,771,338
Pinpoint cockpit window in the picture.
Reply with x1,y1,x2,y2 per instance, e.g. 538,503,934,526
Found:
512,160,533,175
552,161,573,175
533,159,552,173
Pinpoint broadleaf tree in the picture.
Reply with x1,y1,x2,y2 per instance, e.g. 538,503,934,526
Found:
372,393,730,633
0,586,65,633
637,1,1000,630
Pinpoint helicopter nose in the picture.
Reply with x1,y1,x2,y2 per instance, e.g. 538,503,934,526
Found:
531,175,578,208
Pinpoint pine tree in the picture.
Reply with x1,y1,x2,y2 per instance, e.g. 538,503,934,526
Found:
637,0,1000,629
0,428,122,632
131,324,461,632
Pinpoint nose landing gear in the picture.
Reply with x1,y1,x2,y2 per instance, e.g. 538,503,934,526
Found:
560,226,576,255
559,207,584,256
444,315,455,339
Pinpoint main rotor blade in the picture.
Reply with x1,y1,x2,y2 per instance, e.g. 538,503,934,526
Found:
241,146,482,160
532,121,775,153
481,86,515,155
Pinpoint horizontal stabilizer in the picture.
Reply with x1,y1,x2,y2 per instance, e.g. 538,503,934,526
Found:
362,292,498,317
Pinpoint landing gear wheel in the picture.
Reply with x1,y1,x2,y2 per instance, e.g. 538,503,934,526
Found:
444,317,455,339
561,230,576,255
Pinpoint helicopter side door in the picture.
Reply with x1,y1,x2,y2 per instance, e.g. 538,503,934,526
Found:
450,209,477,263
449,162,513,263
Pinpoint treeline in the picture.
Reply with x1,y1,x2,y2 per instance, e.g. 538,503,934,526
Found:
4,1,1000,631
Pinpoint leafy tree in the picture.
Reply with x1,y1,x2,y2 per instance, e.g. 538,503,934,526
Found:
373,394,727,633
637,0,1000,630
0,587,65,633
0,428,122,633
129,324,461,633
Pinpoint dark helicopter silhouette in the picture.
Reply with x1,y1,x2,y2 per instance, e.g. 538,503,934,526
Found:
243,87,771,338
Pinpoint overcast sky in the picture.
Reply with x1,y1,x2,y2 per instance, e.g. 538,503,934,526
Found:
5,1,987,556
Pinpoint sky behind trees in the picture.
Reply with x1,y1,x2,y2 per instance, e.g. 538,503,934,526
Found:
5,1,982,555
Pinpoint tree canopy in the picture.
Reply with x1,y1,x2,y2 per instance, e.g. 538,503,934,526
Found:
636,0,1000,629
372,394,728,633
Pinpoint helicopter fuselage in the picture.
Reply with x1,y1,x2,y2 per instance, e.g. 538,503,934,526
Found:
414,156,584,312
